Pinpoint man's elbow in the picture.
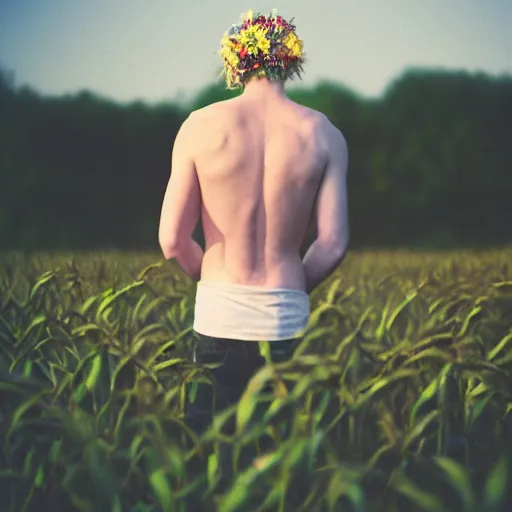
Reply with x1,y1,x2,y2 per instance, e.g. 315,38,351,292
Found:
332,238,349,262
161,246,176,261
325,233,349,263
160,243,177,261
159,233,180,260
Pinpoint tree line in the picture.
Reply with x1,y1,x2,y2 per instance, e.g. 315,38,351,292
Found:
0,67,511,251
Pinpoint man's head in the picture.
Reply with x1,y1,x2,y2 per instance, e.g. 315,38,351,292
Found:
218,9,306,90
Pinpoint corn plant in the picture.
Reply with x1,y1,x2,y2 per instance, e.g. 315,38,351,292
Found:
0,249,511,511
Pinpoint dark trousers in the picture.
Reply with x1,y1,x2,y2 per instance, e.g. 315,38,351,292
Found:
185,332,299,436
183,333,299,502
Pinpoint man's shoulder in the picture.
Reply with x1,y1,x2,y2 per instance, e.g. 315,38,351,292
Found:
190,98,238,120
177,102,236,154
307,110,340,135
292,105,341,136
183,101,237,137
296,107,345,147
311,112,346,148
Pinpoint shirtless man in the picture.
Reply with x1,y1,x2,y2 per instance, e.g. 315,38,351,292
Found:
158,11,349,435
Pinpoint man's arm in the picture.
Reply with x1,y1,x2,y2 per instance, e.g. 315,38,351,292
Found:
302,124,349,294
158,114,204,281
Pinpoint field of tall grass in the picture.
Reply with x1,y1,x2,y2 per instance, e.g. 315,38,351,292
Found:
0,249,511,512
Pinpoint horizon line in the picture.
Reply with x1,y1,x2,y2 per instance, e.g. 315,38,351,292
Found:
2,64,511,109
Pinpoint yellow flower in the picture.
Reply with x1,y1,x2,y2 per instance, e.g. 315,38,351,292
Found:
291,41,303,57
239,24,270,56
282,32,303,57
257,39,271,55
282,32,297,50
221,34,234,49
219,32,242,68
219,47,239,66
227,52,240,67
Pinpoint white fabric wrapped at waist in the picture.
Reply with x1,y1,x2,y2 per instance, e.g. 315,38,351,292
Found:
193,281,310,341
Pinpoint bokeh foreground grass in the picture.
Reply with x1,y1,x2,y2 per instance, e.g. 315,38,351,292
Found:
0,249,511,511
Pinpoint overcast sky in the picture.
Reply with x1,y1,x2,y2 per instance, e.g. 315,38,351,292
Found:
1,0,511,104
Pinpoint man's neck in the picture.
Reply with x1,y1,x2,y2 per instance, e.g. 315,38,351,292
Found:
242,78,286,99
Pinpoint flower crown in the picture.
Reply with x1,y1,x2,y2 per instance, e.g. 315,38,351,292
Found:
218,9,306,90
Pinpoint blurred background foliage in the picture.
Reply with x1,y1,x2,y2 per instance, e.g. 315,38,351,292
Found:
1,67,511,251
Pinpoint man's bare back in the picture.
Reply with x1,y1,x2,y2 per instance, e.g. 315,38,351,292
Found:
159,81,349,294
193,93,329,290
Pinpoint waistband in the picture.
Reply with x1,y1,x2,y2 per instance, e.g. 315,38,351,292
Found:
193,281,310,341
